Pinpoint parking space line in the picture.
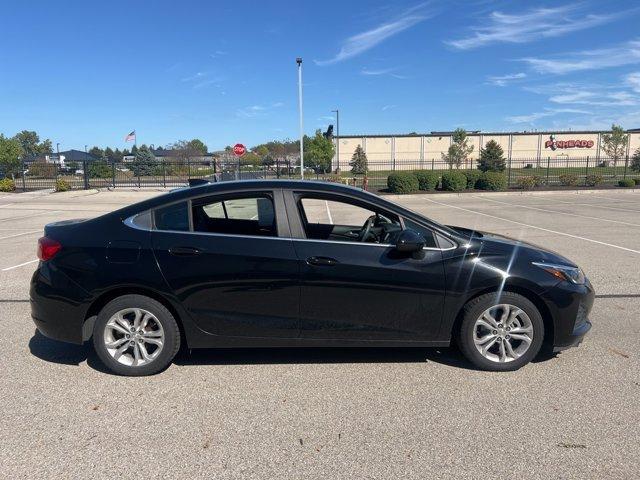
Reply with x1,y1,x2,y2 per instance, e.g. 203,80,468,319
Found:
473,196,640,227
0,210,61,223
424,198,640,255
0,230,41,241
550,199,640,213
1,259,38,271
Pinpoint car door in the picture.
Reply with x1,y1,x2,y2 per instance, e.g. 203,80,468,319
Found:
151,189,300,338
286,191,446,341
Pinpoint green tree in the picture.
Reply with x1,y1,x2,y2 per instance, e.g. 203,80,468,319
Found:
88,161,111,178
89,146,105,160
349,145,368,174
131,145,156,176
304,129,335,173
631,146,640,173
601,124,628,170
239,152,261,167
187,139,208,154
478,140,506,172
0,134,24,179
442,128,474,169
255,145,269,157
13,130,52,158
104,147,118,163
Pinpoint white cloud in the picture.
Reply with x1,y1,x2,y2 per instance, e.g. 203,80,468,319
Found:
506,108,590,124
181,72,207,82
381,104,397,111
315,3,435,65
236,102,283,119
447,3,632,50
361,67,407,79
627,72,640,93
486,72,526,87
521,39,640,74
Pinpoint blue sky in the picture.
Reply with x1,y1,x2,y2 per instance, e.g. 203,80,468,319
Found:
1,0,640,150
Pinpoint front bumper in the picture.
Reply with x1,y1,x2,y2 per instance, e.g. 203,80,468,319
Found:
541,278,595,350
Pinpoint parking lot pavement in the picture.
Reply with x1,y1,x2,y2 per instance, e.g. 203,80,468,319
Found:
1,188,639,479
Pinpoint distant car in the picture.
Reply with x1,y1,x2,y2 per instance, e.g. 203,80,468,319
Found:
30,180,593,376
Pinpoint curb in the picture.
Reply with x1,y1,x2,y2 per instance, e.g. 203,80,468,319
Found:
383,187,638,201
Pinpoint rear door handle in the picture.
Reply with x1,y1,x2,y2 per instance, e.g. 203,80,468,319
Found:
306,256,339,266
169,246,202,256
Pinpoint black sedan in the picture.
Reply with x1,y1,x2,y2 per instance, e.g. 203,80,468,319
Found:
30,180,593,375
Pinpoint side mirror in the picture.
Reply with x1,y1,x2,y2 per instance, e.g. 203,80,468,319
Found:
395,229,425,253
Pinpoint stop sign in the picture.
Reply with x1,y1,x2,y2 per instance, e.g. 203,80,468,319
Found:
233,143,246,157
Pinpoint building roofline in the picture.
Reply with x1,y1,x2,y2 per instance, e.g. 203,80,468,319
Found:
336,129,639,139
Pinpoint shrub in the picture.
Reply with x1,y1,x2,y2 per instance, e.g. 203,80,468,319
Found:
54,179,71,192
88,161,112,179
28,162,57,177
585,174,604,187
559,173,579,186
413,170,439,191
532,175,545,187
463,170,481,189
477,171,507,191
634,178,640,185
618,178,635,188
0,178,16,192
441,170,467,191
387,172,418,194
517,176,536,190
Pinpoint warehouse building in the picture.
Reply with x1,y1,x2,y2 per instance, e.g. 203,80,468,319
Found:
332,129,640,170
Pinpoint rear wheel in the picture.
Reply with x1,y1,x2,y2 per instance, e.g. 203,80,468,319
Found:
93,295,180,376
458,292,544,371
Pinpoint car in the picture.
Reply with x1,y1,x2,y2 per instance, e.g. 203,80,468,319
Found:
30,180,594,376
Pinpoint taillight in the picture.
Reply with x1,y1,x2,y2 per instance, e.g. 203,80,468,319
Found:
37,236,62,261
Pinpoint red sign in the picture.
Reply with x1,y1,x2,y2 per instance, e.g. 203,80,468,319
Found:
544,135,594,150
233,143,246,157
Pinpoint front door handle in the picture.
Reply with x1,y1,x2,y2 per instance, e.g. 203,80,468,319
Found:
169,246,202,256
306,256,338,266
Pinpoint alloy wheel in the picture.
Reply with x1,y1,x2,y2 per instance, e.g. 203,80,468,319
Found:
473,304,533,363
103,308,165,367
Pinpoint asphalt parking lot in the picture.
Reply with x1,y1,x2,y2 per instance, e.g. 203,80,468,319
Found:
1,187,639,479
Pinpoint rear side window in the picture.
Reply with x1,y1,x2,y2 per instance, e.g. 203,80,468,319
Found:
192,195,277,237
154,202,189,231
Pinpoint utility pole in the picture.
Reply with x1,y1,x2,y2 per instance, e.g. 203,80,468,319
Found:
332,109,339,171
296,57,304,179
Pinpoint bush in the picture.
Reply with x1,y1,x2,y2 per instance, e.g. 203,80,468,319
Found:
88,161,112,179
477,171,507,191
618,179,635,188
441,171,467,191
532,175,545,187
634,178,640,185
0,178,16,192
54,179,71,192
585,174,604,187
463,170,481,189
413,170,439,191
387,172,418,194
559,173,579,186
28,162,57,177
517,176,537,190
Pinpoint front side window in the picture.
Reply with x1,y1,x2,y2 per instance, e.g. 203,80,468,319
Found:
298,195,401,244
192,195,276,237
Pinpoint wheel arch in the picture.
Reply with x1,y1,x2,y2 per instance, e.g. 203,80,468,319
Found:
450,284,555,348
83,286,188,347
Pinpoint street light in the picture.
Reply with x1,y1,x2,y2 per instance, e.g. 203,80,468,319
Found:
296,57,304,179
331,109,339,171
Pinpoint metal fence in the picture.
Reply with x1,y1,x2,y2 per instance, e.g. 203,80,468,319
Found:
10,155,640,192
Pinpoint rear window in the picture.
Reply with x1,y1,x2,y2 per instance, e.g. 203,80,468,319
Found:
154,202,189,231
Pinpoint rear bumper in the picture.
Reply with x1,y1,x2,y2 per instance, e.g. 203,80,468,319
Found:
30,264,92,345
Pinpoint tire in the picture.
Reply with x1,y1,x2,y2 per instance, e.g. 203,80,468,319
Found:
457,291,544,371
93,294,180,376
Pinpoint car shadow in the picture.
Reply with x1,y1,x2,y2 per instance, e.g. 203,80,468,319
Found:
30,331,558,373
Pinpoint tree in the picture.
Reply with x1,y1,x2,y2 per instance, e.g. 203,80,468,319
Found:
187,139,208,155
601,124,628,170
442,128,474,169
631,146,640,173
0,134,24,179
89,146,105,160
304,129,335,173
349,145,368,174
255,145,269,157
104,147,118,163
478,140,506,172
131,145,156,176
13,130,52,159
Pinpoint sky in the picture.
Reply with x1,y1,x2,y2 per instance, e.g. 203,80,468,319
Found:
1,0,640,151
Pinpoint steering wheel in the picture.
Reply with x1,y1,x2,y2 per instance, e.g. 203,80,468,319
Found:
357,215,377,242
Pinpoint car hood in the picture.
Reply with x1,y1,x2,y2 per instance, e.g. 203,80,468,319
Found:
448,225,578,267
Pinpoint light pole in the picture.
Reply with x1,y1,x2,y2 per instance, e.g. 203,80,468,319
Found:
331,109,339,171
296,57,304,179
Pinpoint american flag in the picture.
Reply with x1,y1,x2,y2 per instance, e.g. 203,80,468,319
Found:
124,130,136,142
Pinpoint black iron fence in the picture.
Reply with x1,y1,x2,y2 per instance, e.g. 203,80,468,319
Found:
9,155,640,192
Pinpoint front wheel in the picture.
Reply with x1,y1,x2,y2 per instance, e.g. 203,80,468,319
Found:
93,294,180,376
458,292,544,371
